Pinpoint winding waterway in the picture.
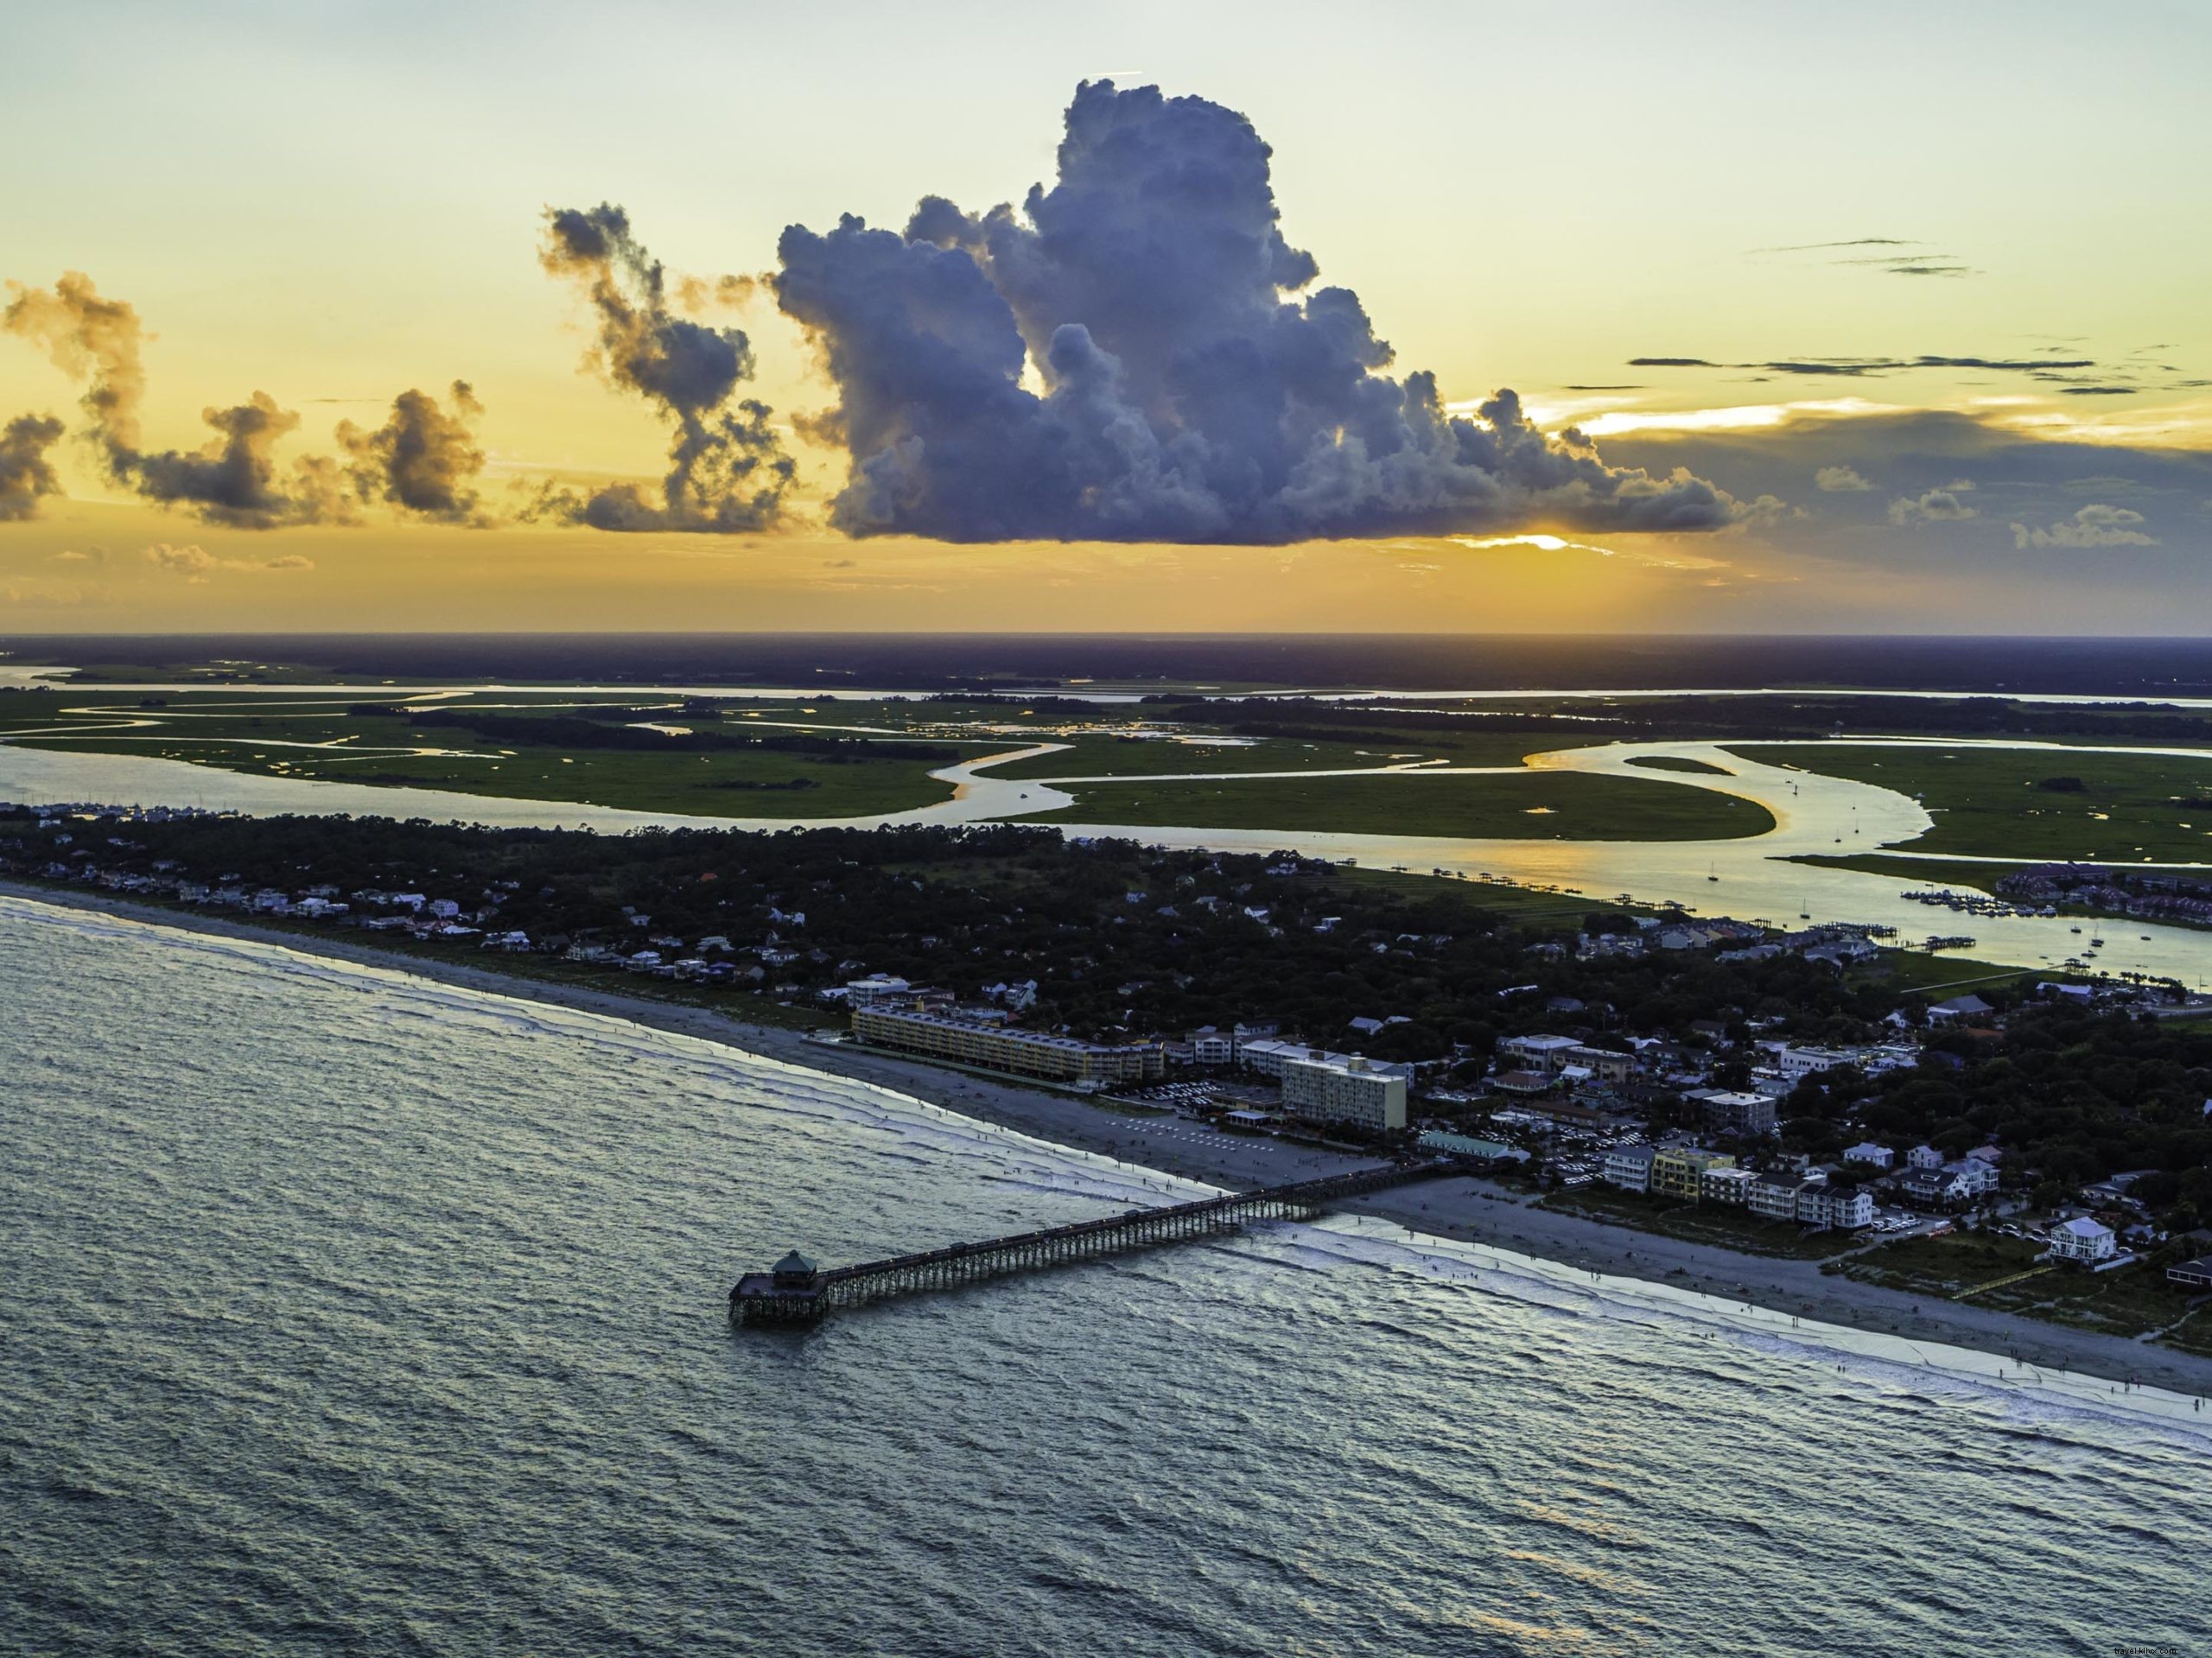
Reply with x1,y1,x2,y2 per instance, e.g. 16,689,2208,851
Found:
7,719,2210,984
3,895,2206,1656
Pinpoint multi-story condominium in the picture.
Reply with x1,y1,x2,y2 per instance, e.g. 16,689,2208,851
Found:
1798,1185,1874,1230
1700,1167,1756,1206
1603,1145,1657,1193
1279,1053,1408,1132
1650,1147,1736,1201
1188,1028,1235,1066
1747,1172,1811,1222
852,1007,1163,1086
1697,1090,1777,1136
1566,1046,1634,1085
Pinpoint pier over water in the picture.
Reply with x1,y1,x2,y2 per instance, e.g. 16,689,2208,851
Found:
731,1159,1464,1326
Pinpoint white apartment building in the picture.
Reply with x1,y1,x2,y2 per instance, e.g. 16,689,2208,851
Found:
1800,1185,1873,1230
1603,1145,1656,1193
1701,1167,1756,1206
1279,1053,1408,1132
1748,1172,1811,1222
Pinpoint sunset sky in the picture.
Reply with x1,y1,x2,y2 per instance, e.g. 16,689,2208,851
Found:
3,0,2208,633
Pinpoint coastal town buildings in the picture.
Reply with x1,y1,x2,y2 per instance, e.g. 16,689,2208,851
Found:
851,1006,1164,1087
1278,1052,1408,1132
1651,1147,1736,1201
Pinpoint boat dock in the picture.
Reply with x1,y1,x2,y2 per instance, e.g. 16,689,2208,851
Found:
731,1157,1465,1327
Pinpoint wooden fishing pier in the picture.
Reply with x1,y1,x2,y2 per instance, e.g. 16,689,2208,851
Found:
731,1158,1465,1327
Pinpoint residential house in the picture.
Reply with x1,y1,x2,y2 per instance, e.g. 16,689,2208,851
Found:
2166,1255,2212,1289
1927,994,1993,1026
2046,1217,2117,1265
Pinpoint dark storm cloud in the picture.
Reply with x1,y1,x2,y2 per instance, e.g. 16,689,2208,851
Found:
338,382,489,523
535,204,796,533
0,412,65,520
4,271,486,529
770,82,1750,543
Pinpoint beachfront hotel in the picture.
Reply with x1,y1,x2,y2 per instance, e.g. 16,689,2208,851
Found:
1277,1051,1408,1133
850,1006,1165,1087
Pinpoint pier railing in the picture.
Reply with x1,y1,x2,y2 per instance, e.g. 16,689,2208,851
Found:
732,1159,1460,1326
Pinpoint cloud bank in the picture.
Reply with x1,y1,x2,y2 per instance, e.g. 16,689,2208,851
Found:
3,272,491,527
339,382,487,524
0,412,65,520
534,205,796,533
2012,505,2158,549
770,81,1748,544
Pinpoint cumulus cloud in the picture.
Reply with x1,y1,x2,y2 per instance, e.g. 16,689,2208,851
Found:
4,271,490,529
0,411,65,520
338,381,488,523
534,204,796,533
2011,504,2158,549
1815,466,1875,492
1889,487,1978,525
143,542,316,582
770,81,1748,544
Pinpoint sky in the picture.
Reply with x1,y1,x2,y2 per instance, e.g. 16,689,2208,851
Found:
2,0,2209,634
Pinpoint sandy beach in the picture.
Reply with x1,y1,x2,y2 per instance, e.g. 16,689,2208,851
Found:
10,877,2210,1401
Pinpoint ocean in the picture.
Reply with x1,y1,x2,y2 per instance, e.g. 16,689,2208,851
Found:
2,897,2203,1656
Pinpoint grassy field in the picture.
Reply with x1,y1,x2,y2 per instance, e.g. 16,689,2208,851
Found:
1012,768,1774,840
1623,754,1732,776
1746,743,2212,862
1839,1230,2199,1339
1792,852,2003,891
1855,949,2032,994
0,692,982,817
982,727,1606,780
1542,1185,1861,1259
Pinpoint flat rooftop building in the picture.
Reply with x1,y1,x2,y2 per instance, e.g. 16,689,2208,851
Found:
1279,1051,1408,1133
852,1006,1163,1087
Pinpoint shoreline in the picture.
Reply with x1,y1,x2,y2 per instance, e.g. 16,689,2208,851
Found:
8,877,2210,1403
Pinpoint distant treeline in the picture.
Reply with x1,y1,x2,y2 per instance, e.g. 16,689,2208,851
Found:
1148,696,2212,746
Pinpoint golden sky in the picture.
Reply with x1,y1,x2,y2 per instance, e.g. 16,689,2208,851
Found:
3,0,2208,632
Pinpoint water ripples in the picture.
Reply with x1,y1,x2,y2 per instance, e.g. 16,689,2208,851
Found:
2,896,2206,1655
